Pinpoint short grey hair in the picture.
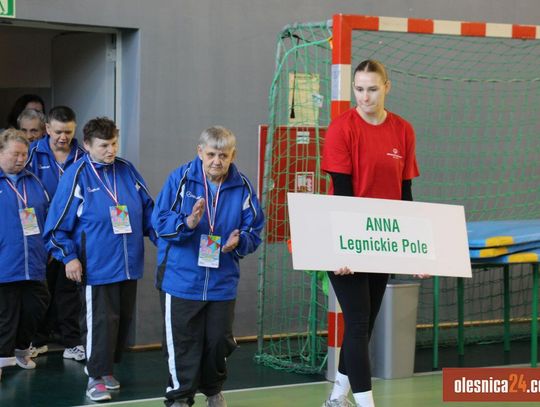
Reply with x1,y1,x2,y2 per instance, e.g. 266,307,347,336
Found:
198,126,236,151
17,108,46,129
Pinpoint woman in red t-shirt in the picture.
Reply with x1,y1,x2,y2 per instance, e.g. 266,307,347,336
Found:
321,60,420,407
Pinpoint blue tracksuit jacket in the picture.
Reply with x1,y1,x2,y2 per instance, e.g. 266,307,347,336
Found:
43,155,156,285
26,135,86,197
152,157,264,301
0,169,49,283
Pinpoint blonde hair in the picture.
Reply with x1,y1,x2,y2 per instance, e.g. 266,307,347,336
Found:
354,59,388,83
0,128,29,151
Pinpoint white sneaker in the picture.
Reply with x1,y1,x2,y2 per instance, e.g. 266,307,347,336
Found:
322,395,355,407
29,344,48,358
207,392,227,407
63,345,86,361
16,355,36,369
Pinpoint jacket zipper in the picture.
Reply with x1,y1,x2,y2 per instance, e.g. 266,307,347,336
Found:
123,234,131,279
203,267,210,300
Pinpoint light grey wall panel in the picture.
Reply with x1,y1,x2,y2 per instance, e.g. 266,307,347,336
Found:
12,0,540,343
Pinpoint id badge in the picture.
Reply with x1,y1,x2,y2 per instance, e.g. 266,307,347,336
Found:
198,234,221,268
109,205,133,234
19,207,40,236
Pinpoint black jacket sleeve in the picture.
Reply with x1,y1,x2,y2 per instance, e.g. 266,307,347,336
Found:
330,172,414,201
401,179,413,201
328,172,353,197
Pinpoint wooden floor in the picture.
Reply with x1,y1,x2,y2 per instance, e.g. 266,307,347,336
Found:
1,340,537,406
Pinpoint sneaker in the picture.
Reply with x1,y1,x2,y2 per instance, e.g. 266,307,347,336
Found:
63,345,85,361
103,375,120,390
86,380,112,402
322,395,355,407
207,392,227,407
29,344,48,358
15,355,36,370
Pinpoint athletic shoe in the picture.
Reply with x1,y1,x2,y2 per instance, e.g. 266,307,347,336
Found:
207,392,227,407
29,344,48,358
103,375,120,390
86,380,112,402
63,345,85,361
322,395,355,407
15,355,36,370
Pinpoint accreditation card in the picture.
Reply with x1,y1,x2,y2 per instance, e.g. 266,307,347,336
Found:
19,207,40,236
198,234,221,268
109,205,133,234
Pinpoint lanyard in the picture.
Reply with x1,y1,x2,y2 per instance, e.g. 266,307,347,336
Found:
88,160,118,205
5,177,28,207
55,149,79,178
201,169,222,234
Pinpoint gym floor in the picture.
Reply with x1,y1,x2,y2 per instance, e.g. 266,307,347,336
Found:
0,339,537,407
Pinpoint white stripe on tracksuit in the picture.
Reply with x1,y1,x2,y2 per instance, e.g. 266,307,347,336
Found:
85,286,93,362
165,293,180,392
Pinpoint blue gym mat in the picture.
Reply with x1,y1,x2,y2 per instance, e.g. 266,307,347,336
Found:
470,240,540,259
467,219,540,248
471,248,540,264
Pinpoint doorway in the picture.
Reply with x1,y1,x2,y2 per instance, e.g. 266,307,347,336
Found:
0,22,120,142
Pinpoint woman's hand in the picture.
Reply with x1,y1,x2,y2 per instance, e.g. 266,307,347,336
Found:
222,229,240,253
334,266,354,276
186,198,205,229
65,258,83,283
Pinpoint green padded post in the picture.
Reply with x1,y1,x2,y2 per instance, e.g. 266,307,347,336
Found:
433,276,440,369
503,265,511,352
309,271,318,368
457,278,465,355
532,263,539,367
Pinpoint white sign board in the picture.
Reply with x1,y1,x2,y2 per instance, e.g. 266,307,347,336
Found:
287,193,472,278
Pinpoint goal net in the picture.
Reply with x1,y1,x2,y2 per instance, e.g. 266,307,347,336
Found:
256,14,540,374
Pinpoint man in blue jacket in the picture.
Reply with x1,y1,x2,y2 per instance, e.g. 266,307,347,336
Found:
44,117,156,402
152,126,265,407
26,106,86,361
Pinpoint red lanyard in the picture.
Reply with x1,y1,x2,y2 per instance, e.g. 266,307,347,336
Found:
201,169,222,234
5,177,28,208
88,160,118,205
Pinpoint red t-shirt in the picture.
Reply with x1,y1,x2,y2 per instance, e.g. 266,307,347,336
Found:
321,108,420,200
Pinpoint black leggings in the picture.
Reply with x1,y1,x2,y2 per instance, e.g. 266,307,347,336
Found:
328,272,389,393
